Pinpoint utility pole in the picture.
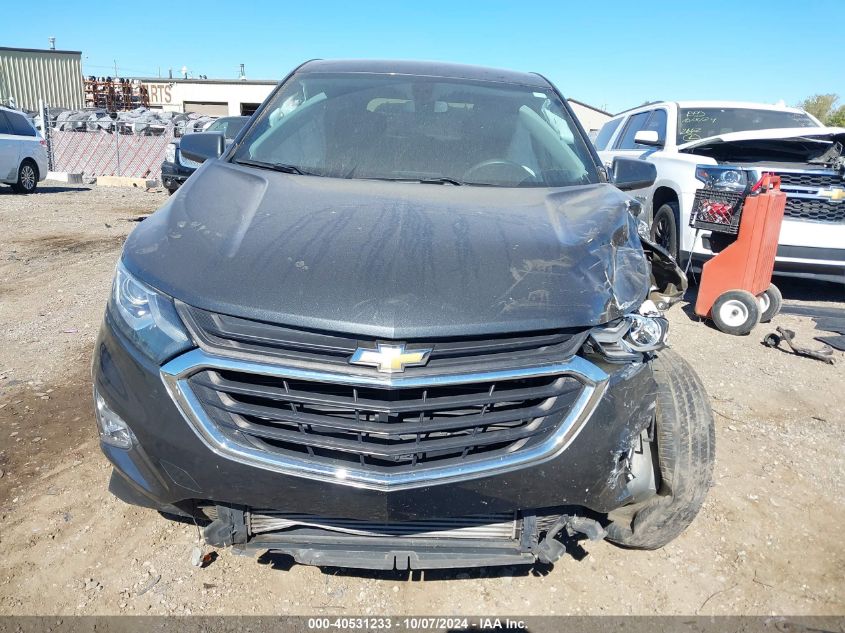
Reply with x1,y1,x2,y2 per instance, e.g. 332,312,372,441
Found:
113,59,118,78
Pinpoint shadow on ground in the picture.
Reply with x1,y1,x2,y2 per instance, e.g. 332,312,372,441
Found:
0,186,92,195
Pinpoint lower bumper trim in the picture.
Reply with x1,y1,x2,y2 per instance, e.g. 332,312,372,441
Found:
245,539,536,570
205,504,603,570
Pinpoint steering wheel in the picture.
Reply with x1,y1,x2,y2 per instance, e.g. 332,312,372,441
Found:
462,159,534,185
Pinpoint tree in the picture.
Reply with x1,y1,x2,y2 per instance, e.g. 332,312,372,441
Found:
798,93,845,127
829,106,845,128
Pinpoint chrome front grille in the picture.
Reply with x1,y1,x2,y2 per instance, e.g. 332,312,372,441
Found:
162,349,607,490
177,149,202,169
189,368,583,470
771,169,845,224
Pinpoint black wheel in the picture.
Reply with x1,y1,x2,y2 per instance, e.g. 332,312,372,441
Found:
650,202,679,261
710,289,761,336
757,283,782,323
606,350,715,549
11,160,38,194
167,187,177,196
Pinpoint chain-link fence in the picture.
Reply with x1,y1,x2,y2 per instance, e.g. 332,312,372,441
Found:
47,126,175,180
41,103,177,181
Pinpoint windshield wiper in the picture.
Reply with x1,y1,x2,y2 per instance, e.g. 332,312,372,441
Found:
233,158,310,175
361,176,465,186
416,177,464,186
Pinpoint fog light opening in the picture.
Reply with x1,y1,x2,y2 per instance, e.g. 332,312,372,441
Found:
94,389,136,449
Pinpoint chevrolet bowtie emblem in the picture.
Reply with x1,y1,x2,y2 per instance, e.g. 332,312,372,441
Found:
819,186,845,201
349,343,432,373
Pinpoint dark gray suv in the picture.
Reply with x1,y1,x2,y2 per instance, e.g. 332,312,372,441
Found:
92,60,714,570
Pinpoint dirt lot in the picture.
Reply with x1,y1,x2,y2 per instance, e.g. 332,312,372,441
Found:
0,182,843,616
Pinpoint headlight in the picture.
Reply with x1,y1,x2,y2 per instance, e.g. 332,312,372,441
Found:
165,143,177,164
108,261,191,363
587,309,669,362
694,165,750,192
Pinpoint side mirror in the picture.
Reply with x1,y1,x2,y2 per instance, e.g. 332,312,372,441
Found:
180,131,225,163
612,157,657,191
634,129,663,147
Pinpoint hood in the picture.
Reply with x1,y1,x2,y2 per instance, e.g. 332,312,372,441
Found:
123,162,649,338
678,126,845,151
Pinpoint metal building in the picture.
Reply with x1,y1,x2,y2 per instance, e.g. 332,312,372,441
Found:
0,46,84,111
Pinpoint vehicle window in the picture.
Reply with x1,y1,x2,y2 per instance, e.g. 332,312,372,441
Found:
224,118,247,139
615,111,651,150
593,118,623,150
642,109,667,143
6,111,37,137
207,117,248,140
0,111,13,135
232,73,599,188
677,108,817,144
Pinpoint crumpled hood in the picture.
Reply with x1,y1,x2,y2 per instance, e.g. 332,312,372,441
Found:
678,126,845,150
123,161,649,338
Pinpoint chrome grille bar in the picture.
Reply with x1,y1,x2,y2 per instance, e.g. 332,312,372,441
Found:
161,348,608,491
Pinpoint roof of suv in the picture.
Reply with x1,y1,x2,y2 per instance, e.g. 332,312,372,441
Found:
297,59,550,89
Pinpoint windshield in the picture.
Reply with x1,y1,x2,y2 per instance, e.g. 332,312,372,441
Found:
232,72,598,187
207,117,248,140
677,108,817,144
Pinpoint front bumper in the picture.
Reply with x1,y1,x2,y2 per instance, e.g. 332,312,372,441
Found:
682,243,845,284
160,160,194,190
93,313,657,527
680,188,845,284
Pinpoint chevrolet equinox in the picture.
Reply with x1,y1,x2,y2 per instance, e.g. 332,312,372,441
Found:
92,60,714,570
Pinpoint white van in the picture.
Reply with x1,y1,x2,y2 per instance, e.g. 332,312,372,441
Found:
0,105,49,194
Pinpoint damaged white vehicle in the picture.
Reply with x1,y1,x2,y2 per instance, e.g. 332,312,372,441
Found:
595,101,845,283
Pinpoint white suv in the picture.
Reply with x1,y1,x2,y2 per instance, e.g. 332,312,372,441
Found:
0,105,49,194
595,101,845,284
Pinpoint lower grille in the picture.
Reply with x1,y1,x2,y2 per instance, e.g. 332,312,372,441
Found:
784,196,845,223
189,368,584,471
248,511,518,539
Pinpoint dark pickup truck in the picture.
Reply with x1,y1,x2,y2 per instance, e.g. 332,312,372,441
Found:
160,115,249,194
93,59,713,571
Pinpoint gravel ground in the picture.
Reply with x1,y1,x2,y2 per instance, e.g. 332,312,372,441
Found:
0,182,843,616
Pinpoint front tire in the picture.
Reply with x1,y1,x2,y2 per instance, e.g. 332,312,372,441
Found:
606,350,715,549
650,202,679,261
11,160,38,194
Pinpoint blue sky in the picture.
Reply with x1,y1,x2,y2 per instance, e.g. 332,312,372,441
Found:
3,0,842,114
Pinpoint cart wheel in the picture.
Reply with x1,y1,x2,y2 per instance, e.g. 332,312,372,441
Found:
711,290,761,335
757,284,782,323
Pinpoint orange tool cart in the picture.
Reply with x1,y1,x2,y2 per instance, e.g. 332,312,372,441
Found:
690,169,787,335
